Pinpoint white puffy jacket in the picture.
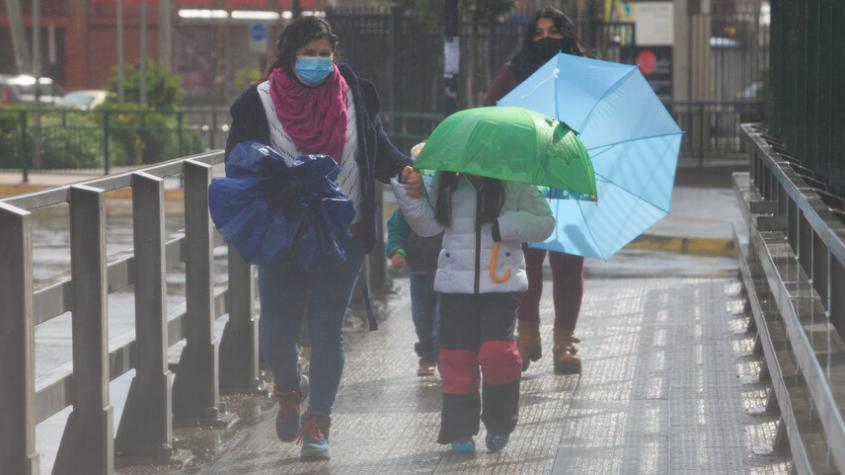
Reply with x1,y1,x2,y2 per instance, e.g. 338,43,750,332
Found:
391,174,554,294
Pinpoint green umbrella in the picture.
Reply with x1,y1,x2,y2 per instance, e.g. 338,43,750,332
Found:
413,106,597,198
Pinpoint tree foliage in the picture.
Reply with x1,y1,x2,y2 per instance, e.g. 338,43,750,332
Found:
106,59,183,111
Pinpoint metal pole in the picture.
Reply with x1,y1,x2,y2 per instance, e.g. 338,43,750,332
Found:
140,0,148,106
117,0,125,102
4,0,31,73
488,15,496,79
177,111,184,157
443,0,460,114
388,3,399,114
32,0,42,170
103,111,110,175
20,111,28,183
158,0,172,70
223,15,231,102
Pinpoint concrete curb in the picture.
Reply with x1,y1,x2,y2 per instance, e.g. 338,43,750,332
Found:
625,234,737,258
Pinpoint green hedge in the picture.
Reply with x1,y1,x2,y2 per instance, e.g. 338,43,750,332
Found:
0,107,205,170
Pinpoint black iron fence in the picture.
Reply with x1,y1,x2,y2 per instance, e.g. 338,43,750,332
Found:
0,7,778,175
769,0,845,198
0,108,224,177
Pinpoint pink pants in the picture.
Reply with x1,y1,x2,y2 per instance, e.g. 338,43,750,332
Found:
517,245,584,332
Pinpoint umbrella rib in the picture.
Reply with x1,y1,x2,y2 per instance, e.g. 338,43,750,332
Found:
586,131,685,152
595,171,671,215
576,66,637,131
509,74,559,102
596,174,670,214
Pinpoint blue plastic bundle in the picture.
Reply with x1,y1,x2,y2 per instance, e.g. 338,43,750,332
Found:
209,141,355,268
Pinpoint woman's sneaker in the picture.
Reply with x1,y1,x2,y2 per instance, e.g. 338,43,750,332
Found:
450,437,476,453
486,433,510,452
273,376,308,443
299,412,331,461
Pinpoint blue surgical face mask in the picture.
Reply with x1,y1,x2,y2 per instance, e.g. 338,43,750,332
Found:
295,55,334,86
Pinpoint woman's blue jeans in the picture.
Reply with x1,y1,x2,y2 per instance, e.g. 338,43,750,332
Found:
258,238,364,414
409,270,439,363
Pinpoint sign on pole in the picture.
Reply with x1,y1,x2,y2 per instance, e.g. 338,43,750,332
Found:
249,22,268,53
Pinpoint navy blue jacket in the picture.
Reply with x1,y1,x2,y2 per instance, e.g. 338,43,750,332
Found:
225,64,412,253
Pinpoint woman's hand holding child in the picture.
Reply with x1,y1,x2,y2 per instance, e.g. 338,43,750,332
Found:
401,166,424,198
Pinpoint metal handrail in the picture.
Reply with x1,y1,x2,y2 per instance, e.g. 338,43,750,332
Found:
744,124,845,266
0,150,261,474
737,123,845,474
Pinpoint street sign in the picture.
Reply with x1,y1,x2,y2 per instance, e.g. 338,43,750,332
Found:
249,22,268,53
250,23,266,42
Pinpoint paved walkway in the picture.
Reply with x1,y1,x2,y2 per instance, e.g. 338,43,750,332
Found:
128,251,791,474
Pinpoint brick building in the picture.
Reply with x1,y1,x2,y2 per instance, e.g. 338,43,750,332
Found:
0,0,326,101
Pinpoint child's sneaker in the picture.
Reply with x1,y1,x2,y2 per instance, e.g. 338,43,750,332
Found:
273,376,308,442
450,437,475,453
299,412,331,461
417,360,437,377
485,433,510,452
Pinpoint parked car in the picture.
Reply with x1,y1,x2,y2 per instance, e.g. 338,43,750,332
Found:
58,89,110,110
0,74,64,104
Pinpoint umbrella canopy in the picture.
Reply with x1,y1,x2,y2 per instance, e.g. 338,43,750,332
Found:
498,52,683,260
209,141,355,267
413,106,597,197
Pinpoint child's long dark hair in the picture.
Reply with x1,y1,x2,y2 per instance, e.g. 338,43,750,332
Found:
435,173,505,227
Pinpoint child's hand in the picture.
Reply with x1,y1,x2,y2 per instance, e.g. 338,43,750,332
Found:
401,166,424,198
391,253,406,269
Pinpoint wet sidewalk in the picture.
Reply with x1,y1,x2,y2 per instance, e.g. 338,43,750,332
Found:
127,251,791,474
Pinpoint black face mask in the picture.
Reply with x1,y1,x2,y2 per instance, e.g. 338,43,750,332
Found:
531,37,567,63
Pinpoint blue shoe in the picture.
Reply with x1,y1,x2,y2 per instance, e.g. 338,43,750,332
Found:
486,433,510,452
299,412,331,461
274,376,308,443
450,437,476,453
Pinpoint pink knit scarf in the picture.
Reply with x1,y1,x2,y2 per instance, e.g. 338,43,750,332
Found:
268,66,349,164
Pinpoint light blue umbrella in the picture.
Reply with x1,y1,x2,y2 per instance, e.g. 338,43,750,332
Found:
498,52,683,260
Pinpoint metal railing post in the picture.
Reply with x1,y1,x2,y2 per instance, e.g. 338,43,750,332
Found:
698,102,704,166
219,246,261,392
103,110,111,175
0,203,39,475
177,111,184,157
20,110,28,183
115,172,173,460
832,257,845,331
172,160,220,420
210,109,218,150
54,185,114,475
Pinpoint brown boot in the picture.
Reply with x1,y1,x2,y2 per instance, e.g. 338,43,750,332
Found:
517,320,542,371
553,328,582,375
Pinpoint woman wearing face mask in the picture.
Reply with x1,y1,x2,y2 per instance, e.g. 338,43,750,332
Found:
483,6,588,376
225,16,411,461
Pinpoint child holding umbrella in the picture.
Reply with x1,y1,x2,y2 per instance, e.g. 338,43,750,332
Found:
392,119,561,452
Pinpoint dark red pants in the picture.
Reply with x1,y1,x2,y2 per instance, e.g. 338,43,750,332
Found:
437,292,523,444
517,245,584,332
